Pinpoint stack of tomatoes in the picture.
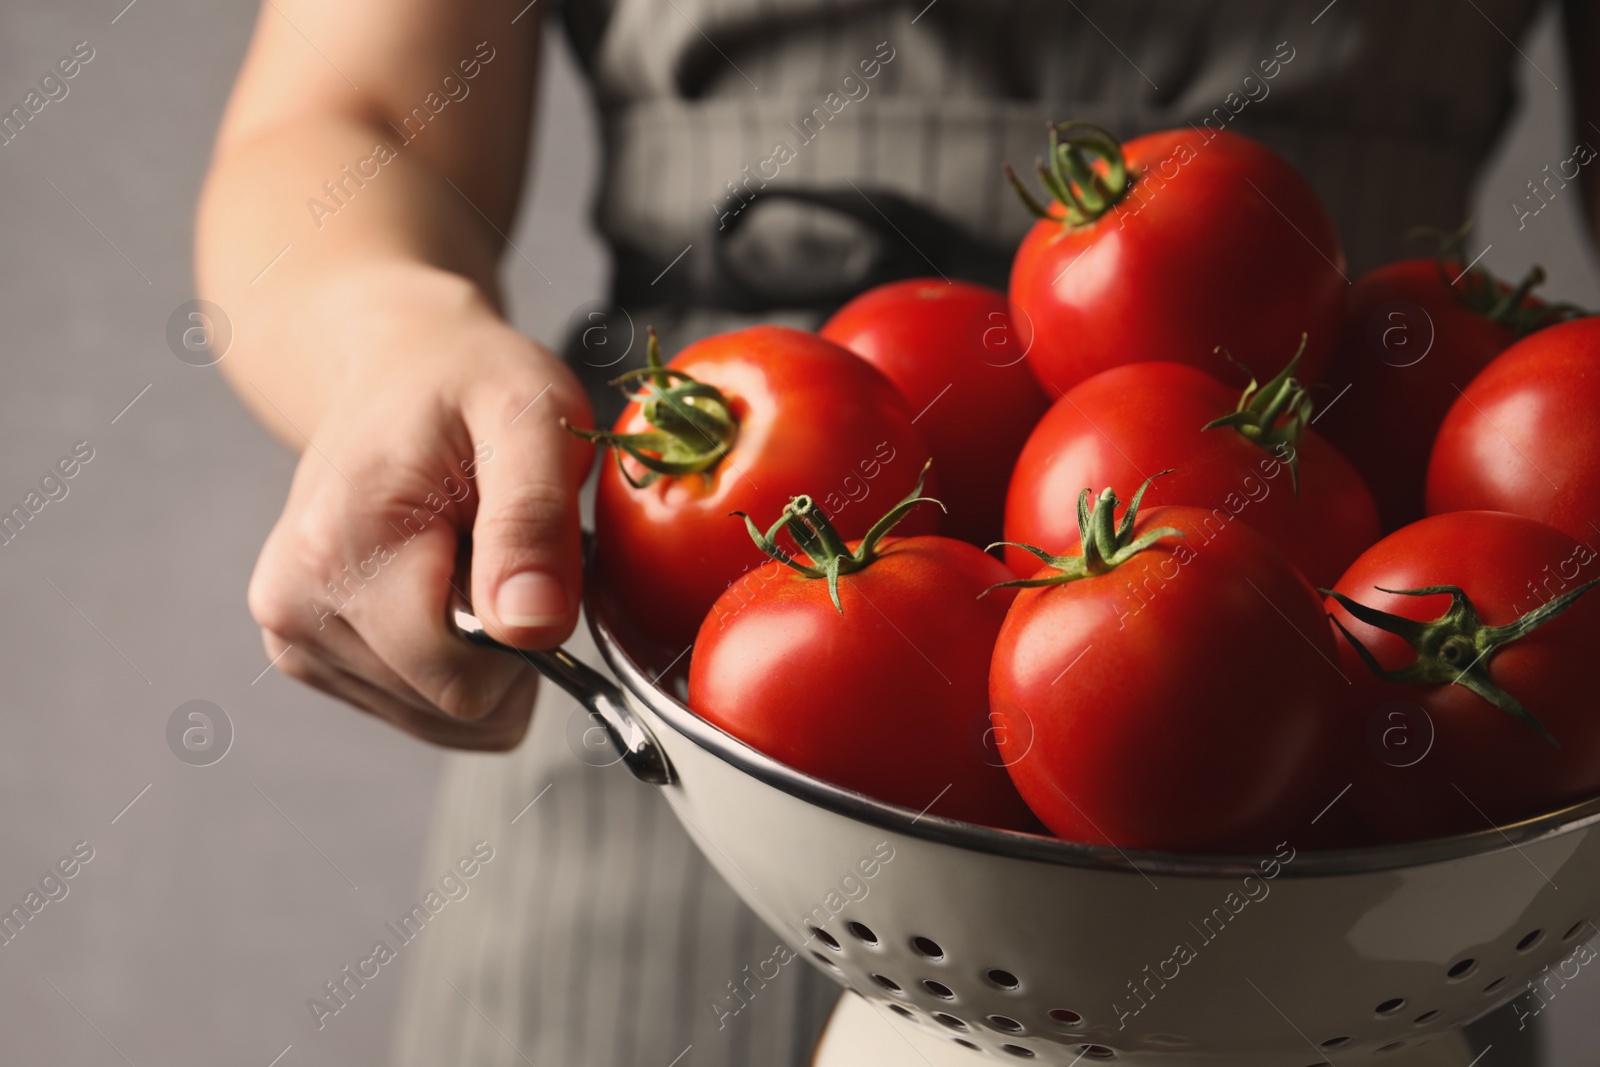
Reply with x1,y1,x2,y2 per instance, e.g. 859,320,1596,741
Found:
580,122,1600,853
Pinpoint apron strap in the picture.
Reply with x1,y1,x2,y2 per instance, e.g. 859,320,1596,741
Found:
611,186,1013,313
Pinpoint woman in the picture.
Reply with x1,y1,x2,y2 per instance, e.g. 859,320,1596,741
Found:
198,0,1593,1061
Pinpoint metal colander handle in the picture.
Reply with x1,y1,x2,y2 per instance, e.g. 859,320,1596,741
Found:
452,606,673,785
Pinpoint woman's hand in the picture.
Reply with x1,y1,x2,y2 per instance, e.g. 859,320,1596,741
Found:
197,0,568,746
243,266,593,749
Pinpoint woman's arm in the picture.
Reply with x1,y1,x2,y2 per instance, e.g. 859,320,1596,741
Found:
198,0,593,747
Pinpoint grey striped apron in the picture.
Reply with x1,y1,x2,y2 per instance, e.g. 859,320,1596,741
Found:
393,2,1546,1063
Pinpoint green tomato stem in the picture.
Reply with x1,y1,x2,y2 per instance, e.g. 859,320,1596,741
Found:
563,328,738,488
1202,335,1313,493
733,460,943,613
985,472,1184,593
1485,264,1546,323
1321,579,1600,746
1418,222,1587,337
1005,122,1132,227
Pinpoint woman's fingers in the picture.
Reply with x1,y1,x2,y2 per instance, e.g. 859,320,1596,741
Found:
245,333,591,749
464,357,593,651
337,517,533,723
264,631,537,750
249,460,537,726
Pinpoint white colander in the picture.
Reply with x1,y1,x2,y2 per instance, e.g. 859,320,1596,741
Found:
457,598,1600,1067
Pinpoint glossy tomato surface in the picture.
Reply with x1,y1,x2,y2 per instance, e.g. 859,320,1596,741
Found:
1009,129,1346,394
1003,362,1379,588
822,279,1050,546
989,504,1346,851
1326,511,1600,841
595,326,935,650
1427,316,1600,544
688,536,1037,830
1320,259,1540,530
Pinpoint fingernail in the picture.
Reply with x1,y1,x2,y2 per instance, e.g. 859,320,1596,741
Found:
495,571,568,628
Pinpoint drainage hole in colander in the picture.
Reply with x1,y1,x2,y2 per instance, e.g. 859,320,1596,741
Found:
1517,929,1544,952
809,925,843,951
1377,1040,1407,1054
872,973,905,995
1446,958,1477,981
912,935,945,960
923,979,957,999
1320,1037,1352,1049
1048,1008,1084,1027
954,1038,982,1052
933,1012,969,1031
1002,1045,1037,1059
1079,1044,1116,1060
1413,1010,1439,1025
889,1003,915,1020
987,1014,1024,1033
848,921,879,946
811,951,841,972
1374,998,1406,1016
1483,977,1506,995
1563,920,1591,941
986,968,1021,991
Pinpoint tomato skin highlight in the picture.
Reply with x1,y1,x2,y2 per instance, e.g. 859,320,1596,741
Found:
1326,511,1600,843
1426,316,1600,544
688,536,1037,830
1320,259,1535,531
821,279,1050,547
1002,361,1380,588
989,505,1346,852
594,326,936,651
1008,129,1347,395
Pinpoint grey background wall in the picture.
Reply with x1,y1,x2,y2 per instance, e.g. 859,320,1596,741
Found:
0,1,1594,1065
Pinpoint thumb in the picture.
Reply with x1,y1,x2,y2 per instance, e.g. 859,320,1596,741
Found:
464,368,593,649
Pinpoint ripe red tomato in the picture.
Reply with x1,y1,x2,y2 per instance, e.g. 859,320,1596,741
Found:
821,279,1050,546
1320,257,1562,530
989,484,1347,852
688,480,1036,830
1324,511,1600,842
584,326,936,651
1002,358,1380,588
1007,123,1346,395
1427,316,1600,545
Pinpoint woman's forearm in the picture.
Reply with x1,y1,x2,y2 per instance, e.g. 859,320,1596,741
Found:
197,118,507,444
195,0,538,446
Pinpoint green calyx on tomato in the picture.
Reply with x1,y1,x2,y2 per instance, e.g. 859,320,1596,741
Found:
988,473,1183,591
734,460,942,613
1422,223,1585,337
1005,122,1132,227
1323,578,1600,746
1203,335,1312,491
565,328,738,488
1467,263,1555,333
